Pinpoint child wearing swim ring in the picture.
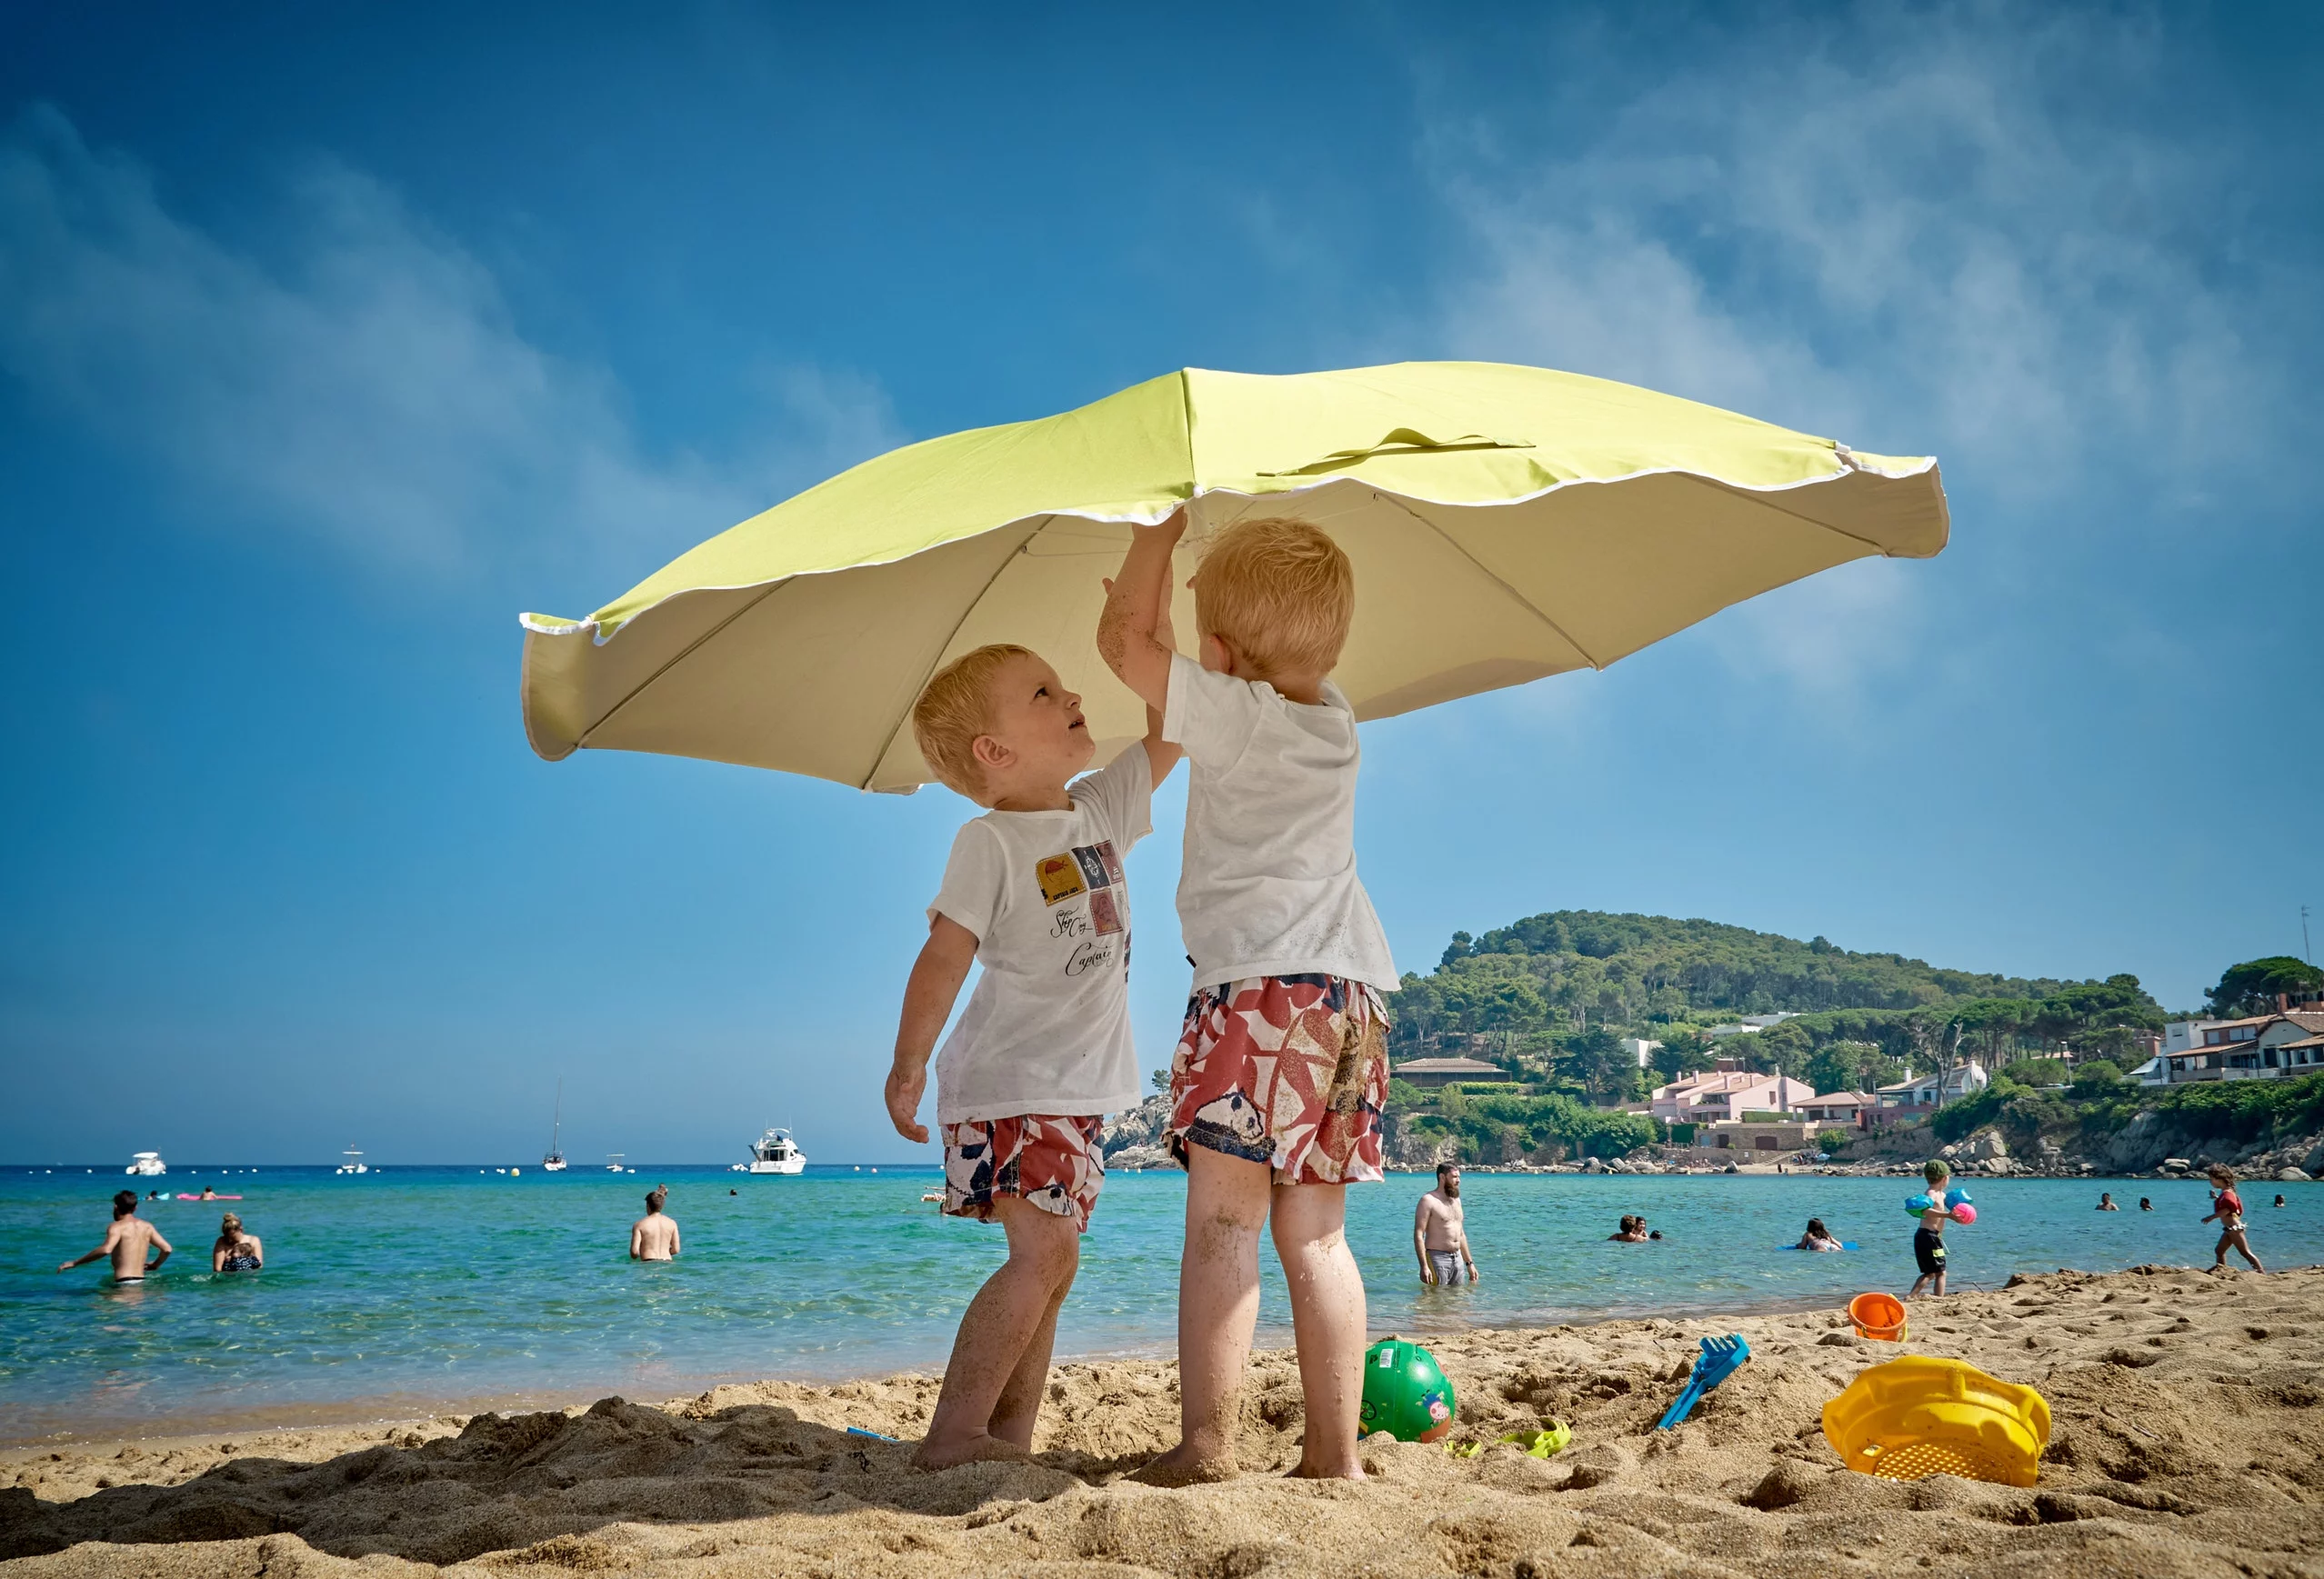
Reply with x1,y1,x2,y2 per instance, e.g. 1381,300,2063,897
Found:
1908,1159,1950,1298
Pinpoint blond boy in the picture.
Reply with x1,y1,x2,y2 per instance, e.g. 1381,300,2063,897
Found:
1097,507,1398,1484
884,642,1179,1469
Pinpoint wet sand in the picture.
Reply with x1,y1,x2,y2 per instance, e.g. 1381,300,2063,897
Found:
4,1264,2320,1577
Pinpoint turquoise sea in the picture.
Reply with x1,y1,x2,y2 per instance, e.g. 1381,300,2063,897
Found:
5,1164,2318,1444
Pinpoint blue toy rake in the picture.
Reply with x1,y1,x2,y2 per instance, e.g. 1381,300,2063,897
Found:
1655,1334,1751,1430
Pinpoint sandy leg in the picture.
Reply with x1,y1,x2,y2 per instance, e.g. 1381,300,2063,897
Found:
1270,1180,1366,1480
1132,1146,1270,1485
914,1198,1080,1471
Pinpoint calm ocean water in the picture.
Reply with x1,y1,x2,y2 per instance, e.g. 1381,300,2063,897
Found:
4,1164,2317,1443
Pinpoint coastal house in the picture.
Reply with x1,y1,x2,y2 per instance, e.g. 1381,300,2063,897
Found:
1619,1036,1663,1067
1795,1091,1872,1127
2143,1012,2324,1084
1390,1056,1514,1090
1648,1071,1813,1124
1704,1118,1818,1154
1865,1064,1988,1126
1705,1013,1804,1042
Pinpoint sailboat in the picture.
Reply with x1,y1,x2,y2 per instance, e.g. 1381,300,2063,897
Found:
542,1079,568,1171
336,1146,367,1175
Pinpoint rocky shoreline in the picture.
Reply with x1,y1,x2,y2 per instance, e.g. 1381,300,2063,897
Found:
1096,1094,2324,1184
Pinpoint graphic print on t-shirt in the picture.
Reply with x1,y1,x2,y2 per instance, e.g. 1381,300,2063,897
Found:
1036,853,1087,905
1088,888,1121,935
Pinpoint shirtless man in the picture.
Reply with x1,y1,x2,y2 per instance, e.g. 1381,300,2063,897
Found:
58,1191,173,1283
629,1186,681,1261
1414,1164,1478,1285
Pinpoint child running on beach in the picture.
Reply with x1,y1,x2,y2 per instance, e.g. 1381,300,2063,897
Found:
1907,1159,1951,1298
883,641,1181,1469
2202,1166,2265,1273
1099,507,1400,1484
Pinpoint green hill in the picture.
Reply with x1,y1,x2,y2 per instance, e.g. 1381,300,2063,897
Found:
1388,910,2166,1099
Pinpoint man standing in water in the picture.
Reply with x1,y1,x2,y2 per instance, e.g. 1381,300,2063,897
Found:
1414,1163,1479,1285
629,1186,681,1261
57,1191,172,1283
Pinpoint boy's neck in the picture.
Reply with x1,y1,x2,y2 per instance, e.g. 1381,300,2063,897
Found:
1227,655,1327,706
986,779,1074,813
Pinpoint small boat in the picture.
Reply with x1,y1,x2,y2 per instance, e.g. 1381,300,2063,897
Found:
739,1127,806,1175
125,1152,166,1177
542,1080,568,1171
606,1153,626,1172
336,1146,368,1175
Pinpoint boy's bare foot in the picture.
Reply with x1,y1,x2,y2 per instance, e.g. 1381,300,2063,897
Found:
1127,1444,1240,1486
1285,1457,1367,1481
912,1433,1032,1471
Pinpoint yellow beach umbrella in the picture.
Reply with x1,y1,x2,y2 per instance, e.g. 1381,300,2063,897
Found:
519,361,1946,792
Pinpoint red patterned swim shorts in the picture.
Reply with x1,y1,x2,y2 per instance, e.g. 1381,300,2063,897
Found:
1167,974,1389,1185
940,1113,1107,1233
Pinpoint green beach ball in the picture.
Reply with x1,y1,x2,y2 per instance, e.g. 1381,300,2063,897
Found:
1359,1337,1457,1443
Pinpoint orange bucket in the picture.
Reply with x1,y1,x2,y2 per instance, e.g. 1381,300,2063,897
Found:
1848,1292,1908,1342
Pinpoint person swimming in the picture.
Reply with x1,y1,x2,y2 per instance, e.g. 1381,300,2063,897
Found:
1608,1214,1648,1244
2139,1197,2153,1211
2098,1192,2119,1210
1796,1217,1842,1251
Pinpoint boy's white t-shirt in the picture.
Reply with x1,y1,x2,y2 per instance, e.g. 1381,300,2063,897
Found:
927,743,1153,1125
1161,653,1398,994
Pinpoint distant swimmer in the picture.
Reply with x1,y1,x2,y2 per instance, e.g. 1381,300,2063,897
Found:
2097,1193,2119,1211
1608,1214,1648,1244
1796,1217,1842,1251
211,1213,263,1273
630,1186,681,1261
58,1191,172,1284
2139,1197,2153,1211
2276,1194,2289,1208
1413,1164,1479,1285
198,1185,219,1201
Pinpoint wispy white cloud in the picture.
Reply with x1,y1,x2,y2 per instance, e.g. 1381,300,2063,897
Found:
1418,4,2297,690
0,105,901,580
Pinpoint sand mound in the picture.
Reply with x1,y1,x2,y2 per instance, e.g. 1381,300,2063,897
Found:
6,1265,2323,1577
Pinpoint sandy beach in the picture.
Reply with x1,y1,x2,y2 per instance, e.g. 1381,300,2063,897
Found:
5,1263,2320,1577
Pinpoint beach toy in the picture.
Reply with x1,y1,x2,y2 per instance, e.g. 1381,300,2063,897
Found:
1448,1423,1571,1460
1949,1203,1978,1225
1654,1334,1749,1429
1848,1291,1908,1342
175,1194,242,1201
1359,1338,1457,1443
1778,1241,1858,1251
844,1426,900,1443
1821,1356,2050,1486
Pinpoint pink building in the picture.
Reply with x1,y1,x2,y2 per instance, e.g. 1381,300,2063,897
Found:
1648,1071,1816,1124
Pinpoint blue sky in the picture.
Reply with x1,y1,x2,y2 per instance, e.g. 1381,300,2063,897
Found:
3,2,2318,1166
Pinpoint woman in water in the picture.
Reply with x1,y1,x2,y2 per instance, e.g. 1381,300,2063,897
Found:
1608,1214,1648,1244
211,1213,263,1274
1795,1217,1842,1251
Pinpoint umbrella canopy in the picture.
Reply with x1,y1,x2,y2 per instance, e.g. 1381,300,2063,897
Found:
519,361,1947,792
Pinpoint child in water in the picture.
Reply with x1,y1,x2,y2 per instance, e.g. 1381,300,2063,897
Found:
1908,1159,1951,1298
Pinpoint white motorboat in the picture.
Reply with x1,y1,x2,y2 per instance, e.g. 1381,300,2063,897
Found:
605,1153,626,1172
125,1152,165,1177
542,1080,567,1171
336,1146,368,1175
739,1127,806,1174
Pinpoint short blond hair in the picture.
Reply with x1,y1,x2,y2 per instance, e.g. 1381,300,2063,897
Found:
912,644,1034,798
1192,516,1354,677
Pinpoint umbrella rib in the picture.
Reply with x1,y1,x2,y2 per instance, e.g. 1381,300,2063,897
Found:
856,517,1052,791
1687,472,1894,554
578,578,796,749
1370,491,1606,672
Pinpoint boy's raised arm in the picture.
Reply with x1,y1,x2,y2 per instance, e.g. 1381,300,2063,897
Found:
885,914,979,1144
1097,506,1186,715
